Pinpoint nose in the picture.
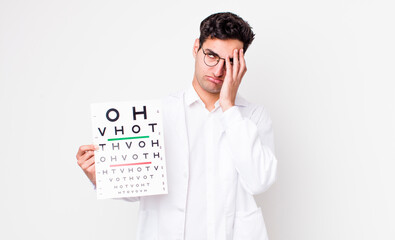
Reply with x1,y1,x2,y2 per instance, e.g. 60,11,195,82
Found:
213,59,226,77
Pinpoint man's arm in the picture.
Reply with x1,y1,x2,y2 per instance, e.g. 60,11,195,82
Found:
221,106,277,195
219,48,277,195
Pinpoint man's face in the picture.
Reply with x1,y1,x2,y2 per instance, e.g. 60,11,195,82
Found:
193,38,244,95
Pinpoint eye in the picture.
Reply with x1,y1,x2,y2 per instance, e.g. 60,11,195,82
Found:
208,54,216,59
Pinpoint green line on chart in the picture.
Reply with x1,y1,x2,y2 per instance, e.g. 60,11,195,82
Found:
108,136,149,141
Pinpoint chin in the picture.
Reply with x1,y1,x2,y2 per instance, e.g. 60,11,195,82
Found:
204,86,221,94
196,77,221,94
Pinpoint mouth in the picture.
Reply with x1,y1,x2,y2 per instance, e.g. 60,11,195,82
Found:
206,76,223,84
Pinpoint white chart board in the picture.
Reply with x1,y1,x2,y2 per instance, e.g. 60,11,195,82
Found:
91,100,168,199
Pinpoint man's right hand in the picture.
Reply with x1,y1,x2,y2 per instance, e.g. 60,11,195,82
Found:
76,144,98,186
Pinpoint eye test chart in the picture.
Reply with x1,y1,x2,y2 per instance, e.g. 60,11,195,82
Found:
91,100,168,199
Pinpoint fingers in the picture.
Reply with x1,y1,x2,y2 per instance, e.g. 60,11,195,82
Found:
76,144,97,159
228,49,246,82
225,55,233,80
239,49,246,79
233,49,239,80
86,164,96,186
80,153,95,170
77,150,95,166
77,148,96,184
86,164,95,174
76,144,98,171
76,144,97,186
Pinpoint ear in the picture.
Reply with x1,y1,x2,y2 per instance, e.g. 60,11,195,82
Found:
192,38,200,59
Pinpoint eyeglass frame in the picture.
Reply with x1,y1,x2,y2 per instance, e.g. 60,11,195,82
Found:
201,48,234,67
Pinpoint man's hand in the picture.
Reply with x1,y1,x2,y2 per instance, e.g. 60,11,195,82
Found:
219,48,247,111
76,144,97,186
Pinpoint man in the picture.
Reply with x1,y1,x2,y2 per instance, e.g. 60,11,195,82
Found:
76,12,277,240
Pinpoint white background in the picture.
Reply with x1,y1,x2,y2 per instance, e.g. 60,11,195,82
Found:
1,0,394,239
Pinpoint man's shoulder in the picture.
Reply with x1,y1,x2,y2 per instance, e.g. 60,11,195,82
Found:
164,90,184,101
236,94,265,111
236,94,271,122
161,89,184,106
159,89,186,116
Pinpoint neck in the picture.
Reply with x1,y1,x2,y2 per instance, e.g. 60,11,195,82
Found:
192,77,219,111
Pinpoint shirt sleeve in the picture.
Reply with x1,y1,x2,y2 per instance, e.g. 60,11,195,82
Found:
220,106,277,195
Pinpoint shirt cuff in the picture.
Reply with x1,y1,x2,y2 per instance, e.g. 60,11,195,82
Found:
220,106,243,130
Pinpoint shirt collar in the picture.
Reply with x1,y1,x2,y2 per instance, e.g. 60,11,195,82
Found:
185,85,202,106
185,84,248,107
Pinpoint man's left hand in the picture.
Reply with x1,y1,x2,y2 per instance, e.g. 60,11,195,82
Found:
219,48,246,111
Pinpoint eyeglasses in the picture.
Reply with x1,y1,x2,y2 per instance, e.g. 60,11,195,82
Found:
201,48,233,67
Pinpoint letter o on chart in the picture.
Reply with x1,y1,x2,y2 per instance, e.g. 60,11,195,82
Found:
106,108,120,122
132,125,141,133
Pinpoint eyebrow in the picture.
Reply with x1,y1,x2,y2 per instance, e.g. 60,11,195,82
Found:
205,48,234,62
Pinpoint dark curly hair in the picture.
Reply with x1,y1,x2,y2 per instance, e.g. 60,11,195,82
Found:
199,12,255,53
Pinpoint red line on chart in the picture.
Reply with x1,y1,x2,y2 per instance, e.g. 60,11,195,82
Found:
110,162,152,167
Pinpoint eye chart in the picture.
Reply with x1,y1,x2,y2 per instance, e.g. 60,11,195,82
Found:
91,100,168,199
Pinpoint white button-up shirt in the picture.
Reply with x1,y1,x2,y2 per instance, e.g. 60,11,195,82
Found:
184,86,224,239
124,86,277,240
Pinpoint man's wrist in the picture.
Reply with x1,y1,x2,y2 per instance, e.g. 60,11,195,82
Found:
220,100,235,111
